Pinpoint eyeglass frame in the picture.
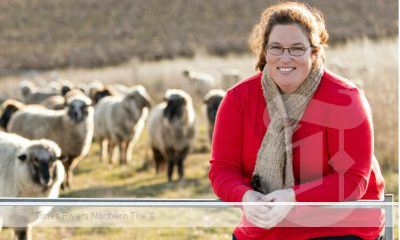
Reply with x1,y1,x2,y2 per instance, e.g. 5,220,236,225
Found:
264,44,314,57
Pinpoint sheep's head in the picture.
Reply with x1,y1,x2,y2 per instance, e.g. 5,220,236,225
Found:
182,69,190,77
18,139,62,188
19,80,36,99
203,89,226,123
124,85,153,109
0,99,24,130
65,93,93,123
91,87,113,105
163,89,192,122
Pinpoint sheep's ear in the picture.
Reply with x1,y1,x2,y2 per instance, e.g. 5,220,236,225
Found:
18,154,27,162
138,94,152,108
61,86,72,96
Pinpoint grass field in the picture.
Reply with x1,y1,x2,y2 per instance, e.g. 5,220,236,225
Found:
0,37,398,239
0,0,397,70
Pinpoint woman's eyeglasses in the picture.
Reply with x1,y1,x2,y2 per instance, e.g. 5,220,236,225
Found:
265,45,312,56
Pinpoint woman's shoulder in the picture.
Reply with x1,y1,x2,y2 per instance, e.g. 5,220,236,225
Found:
318,69,370,114
227,72,262,95
321,69,361,92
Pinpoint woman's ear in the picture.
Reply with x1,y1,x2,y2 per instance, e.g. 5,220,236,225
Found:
311,46,320,65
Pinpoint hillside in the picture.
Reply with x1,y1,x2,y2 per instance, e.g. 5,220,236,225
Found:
0,0,397,70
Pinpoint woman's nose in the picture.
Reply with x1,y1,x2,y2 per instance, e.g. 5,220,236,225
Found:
281,48,292,58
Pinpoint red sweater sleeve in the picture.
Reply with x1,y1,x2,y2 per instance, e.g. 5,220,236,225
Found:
294,88,374,202
209,89,253,202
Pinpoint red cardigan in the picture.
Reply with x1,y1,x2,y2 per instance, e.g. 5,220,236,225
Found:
209,70,385,240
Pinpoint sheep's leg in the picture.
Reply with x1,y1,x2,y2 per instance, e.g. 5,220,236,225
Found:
178,147,189,180
61,158,72,190
167,160,174,182
166,148,175,182
15,226,31,240
208,127,214,143
66,157,82,188
126,139,135,164
108,141,116,165
177,160,184,180
152,147,164,174
119,141,129,165
66,168,73,189
100,138,108,162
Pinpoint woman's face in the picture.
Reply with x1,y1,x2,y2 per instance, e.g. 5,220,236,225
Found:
265,24,315,93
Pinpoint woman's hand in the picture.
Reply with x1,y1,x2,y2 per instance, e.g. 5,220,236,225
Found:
260,188,296,229
242,190,271,228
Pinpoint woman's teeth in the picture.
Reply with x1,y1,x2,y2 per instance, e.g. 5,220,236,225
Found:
278,67,295,72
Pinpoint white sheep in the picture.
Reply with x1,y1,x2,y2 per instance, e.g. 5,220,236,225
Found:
19,80,59,104
40,89,88,110
40,95,66,110
0,132,64,240
147,89,196,182
221,68,241,90
182,69,216,96
203,89,226,143
109,83,130,95
7,92,94,189
94,85,152,165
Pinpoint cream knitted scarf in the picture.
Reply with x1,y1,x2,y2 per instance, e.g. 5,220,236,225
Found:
251,64,324,194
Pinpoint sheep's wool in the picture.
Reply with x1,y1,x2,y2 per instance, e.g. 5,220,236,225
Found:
251,63,323,194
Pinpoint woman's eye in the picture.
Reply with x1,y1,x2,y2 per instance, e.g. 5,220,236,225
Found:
291,47,305,51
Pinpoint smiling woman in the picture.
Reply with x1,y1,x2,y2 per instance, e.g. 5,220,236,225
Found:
265,24,314,94
209,2,385,240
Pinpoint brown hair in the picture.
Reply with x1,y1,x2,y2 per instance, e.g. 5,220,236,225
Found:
249,2,329,71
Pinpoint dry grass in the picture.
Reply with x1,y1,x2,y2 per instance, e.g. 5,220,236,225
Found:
0,0,397,70
0,38,398,239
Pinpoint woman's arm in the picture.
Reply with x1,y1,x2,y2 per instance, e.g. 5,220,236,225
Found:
209,89,253,203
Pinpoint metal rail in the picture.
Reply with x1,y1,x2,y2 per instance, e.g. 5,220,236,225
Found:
0,194,394,239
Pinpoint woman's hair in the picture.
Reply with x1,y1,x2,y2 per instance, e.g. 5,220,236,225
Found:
249,2,329,71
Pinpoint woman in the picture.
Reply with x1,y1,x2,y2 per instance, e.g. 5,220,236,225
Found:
209,2,385,240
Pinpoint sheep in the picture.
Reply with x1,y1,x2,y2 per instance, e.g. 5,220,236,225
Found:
0,99,27,130
147,89,196,182
88,86,114,105
40,89,88,110
19,80,59,104
94,85,152,165
109,83,130,95
221,68,241,90
182,69,216,96
40,95,66,110
203,89,226,143
86,81,104,96
7,92,94,189
0,132,64,240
